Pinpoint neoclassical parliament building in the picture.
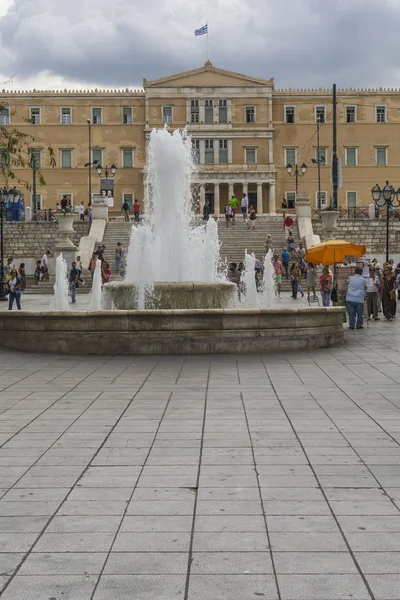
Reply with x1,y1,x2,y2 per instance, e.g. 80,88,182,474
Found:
1,61,400,215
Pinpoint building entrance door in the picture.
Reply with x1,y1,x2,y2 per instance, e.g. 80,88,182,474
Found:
205,192,214,214
248,192,257,209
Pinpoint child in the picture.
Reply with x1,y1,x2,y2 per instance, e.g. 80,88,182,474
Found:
247,205,257,230
224,204,233,227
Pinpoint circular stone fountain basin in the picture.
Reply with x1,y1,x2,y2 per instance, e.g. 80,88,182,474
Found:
102,281,237,310
0,307,345,355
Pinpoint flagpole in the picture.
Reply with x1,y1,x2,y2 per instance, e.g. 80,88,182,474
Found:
207,21,209,61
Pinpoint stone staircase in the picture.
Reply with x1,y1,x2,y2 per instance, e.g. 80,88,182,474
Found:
25,276,91,295
97,221,133,278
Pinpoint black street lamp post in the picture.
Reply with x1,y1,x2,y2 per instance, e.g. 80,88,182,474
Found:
312,117,324,208
96,164,117,178
371,181,400,263
0,187,23,301
87,119,92,205
286,162,307,202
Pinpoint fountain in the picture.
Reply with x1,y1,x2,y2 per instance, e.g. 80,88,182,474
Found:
103,128,236,311
0,127,345,355
90,259,103,310
50,254,69,310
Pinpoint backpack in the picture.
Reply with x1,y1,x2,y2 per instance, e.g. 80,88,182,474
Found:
122,201,129,211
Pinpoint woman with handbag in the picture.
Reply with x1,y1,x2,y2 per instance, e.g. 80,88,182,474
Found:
7,269,23,310
381,264,397,321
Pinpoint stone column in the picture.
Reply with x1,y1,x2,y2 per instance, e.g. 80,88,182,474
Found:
200,140,205,164
228,183,234,198
257,183,263,214
242,183,248,196
214,183,220,215
185,100,190,124
199,100,205,123
228,140,233,164
269,182,276,215
268,137,274,165
199,184,206,213
227,99,232,123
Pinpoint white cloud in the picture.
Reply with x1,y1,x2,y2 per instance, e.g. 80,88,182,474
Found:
0,0,399,89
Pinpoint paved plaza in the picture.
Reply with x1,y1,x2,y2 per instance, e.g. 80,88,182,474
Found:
1,297,400,598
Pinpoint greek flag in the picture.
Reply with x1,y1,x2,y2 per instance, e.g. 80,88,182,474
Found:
195,24,208,36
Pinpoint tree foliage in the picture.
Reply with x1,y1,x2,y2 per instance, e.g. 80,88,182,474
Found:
0,100,55,191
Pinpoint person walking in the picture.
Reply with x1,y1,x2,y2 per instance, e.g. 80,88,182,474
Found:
88,252,98,281
101,261,111,285
241,193,248,222
122,198,130,222
224,203,233,227
284,214,294,239
7,269,23,310
306,263,317,301
264,234,273,254
247,204,257,230
69,261,79,304
272,254,283,299
229,194,239,225
115,243,124,274
18,263,26,291
366,266,380,321
381,263,397,321
281,247,290,280
290,262,301,299
79,201,85,221
346,266,367,329
133,199,141,222
319,267,332,307
40,250,51,282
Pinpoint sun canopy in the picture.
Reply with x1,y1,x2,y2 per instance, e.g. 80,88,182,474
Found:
305,240,366,266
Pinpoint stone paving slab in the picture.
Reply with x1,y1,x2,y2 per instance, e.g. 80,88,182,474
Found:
1,302,400,598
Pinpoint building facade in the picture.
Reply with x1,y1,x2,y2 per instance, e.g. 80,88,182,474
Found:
1,61,400,214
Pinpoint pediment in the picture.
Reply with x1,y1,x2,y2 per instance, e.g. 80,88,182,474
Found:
144,62,273,89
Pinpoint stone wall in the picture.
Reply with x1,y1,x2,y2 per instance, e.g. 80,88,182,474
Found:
313,218,400,258
3,221,91,273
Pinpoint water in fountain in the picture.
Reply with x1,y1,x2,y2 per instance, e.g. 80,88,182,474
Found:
125,128,224,306
241,251,259,308
51,254,69,310
90,259,103,310
259,250,275,309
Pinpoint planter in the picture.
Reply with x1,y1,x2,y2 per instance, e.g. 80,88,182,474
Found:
319,210,340,240
56,213,76,247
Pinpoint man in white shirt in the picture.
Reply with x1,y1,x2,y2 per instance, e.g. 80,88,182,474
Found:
241,193,249,222
79,201,85,221
40,250,51,282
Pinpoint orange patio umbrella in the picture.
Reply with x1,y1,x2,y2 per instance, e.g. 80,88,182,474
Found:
305,240,366,266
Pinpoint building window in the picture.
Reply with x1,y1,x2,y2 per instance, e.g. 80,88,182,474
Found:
285,106,295,123
346,106,356,123
61,149,72,169
286,192,296,209
345,147,357,166
30,107,41,125
316,191,327,209
376,147,387,166
376,105,386,123
29,148,41,168
219,140,228,164
122,107,133,124
316,147,327,167
122,193,133,207
162,106,173,124
205,139,214,164
285,147,296,166
91,149,103,166
192,139,200,164
61,107,71,125
245,106,255,123
122,149,134,168
219,99,227,123
31,193,42,211
91,107,102,124
347,191,357,208
190,99,199,123
205,99,213,124
315,106,326,123
0,108,10,125
245,147,256,164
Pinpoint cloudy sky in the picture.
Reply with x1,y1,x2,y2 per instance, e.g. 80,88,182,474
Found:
0,0,399,91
